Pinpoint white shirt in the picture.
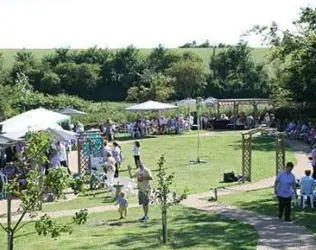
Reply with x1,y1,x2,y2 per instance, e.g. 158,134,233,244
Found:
103,146,111,160
189,116,194,125
112,146,121,163
133,146,140,156
300,176,315,195
76,124,84,133
58,143,67,162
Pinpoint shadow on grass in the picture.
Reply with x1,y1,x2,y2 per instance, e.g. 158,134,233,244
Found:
14,231,37,239
115,135,157,142
96,207,257,250
79,190,106,197
101,196,116,204
231,137,281,152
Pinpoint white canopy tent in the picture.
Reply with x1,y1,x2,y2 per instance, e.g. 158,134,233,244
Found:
1,123,77,142
0,108,70,133
125,100,178,112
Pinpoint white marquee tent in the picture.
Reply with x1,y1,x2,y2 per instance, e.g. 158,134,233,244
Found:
125,100,178,112
0,108,70,133
0,108,76,142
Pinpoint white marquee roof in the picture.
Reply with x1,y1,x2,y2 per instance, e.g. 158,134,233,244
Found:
0,108,70,133
125,100,178,112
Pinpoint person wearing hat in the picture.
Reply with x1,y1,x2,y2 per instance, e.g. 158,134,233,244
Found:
311,144,316,179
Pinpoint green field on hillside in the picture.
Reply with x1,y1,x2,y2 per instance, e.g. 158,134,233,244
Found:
0,47,270,68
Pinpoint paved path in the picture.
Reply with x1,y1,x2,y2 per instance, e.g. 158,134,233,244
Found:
0,203,140,223
0,190,77,218
182,139,316,250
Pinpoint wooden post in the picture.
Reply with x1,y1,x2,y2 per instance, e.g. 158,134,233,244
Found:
77,138,82,174
7,193,13,250
242,134,245,183
249,134,252,182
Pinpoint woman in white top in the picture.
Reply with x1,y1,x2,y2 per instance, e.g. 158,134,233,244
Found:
112,141,122,177
56,141,71,174
105,152,116,190
133,141,141,168
103,141,111,163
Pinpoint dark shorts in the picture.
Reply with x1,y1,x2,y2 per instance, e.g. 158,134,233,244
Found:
138,190,150,205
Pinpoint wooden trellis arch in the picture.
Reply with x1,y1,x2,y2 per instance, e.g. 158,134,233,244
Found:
77,132,105,173
241,128,285,182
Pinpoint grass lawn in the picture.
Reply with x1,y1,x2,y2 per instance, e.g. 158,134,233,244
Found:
119,132,295,194
42,132,295,212
218,187,316,237
0,206,258,250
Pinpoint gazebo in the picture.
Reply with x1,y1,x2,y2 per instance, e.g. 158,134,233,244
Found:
216,98,271,117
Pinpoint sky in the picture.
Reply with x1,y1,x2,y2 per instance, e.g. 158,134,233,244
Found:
0,0,315,48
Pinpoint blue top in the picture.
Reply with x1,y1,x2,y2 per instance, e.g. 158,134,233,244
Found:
300,176,315,195
116,197,128,207
276,171,296,198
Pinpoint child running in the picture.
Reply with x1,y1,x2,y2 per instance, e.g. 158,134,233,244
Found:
115,191,128,219
133,141,141,168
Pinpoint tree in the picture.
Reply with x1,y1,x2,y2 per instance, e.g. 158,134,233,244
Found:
197,39,211,48
147,45,181,72
0,131,88,250
43,47,73,68
208,42,270,98
126,69,175,102
248,6,316,104
178,40,197,48
112,46,144,86
167,57,208,99
153,155,187,244
0,84,18,120
10,50,42,90
75,63,100,99
0,53,8,84
52,62,99,99
39,71,62,94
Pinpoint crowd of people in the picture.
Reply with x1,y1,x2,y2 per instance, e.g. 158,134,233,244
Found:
125,116,191,138
275,120,316,222
100,139,153,222
285,121,316,146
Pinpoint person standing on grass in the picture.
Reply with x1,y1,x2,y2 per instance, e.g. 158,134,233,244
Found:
105,152,116,191
102,141,111,163
133,141,141,168
128,161,153,222
300,170,315,207
115,191,128,219
112,141,122,178
274,162,297,222
56,141,71,175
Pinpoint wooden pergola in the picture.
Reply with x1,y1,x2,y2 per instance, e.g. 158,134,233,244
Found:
241,128,285,182
216,98,271,117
